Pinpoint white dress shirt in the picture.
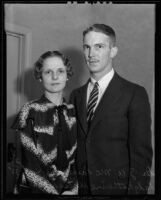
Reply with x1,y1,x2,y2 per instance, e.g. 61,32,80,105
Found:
86,68,114,112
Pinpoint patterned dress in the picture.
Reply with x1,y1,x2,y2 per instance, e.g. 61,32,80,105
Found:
11,95,78,195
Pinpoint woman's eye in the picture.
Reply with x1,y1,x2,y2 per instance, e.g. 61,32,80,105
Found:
44,70,51,74
58,69,65,73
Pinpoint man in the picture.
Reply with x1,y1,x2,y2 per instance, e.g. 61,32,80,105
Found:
70,24,153,195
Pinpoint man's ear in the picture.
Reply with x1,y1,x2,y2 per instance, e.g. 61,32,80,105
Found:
110,46,118,58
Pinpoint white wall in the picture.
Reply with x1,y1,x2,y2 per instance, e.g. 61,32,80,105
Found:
5,4,154,99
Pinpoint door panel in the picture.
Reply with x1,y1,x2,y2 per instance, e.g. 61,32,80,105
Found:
6,24,32,193
7,32,23,193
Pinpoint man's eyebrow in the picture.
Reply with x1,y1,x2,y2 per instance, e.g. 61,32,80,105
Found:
83,43,105,46
95,43,105,46
83,44,89,47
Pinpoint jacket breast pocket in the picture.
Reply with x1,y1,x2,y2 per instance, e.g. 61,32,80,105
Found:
104,112,127,123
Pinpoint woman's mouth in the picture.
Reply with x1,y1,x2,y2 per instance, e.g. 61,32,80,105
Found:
51,83,60,86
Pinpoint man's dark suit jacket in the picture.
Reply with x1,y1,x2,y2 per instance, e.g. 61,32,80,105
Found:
70,72,153,195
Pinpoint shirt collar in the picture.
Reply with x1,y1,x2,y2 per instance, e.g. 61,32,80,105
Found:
90,68,114,90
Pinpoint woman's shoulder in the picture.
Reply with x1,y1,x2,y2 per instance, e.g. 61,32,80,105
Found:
20,95,56,113
19,98,42,115
11,97,43,130
21,98,38,109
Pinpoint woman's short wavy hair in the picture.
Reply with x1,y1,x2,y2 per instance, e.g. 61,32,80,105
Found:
33,51,73,80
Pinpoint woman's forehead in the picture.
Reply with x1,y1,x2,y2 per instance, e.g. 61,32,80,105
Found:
43,56,66,69
43,56,64,65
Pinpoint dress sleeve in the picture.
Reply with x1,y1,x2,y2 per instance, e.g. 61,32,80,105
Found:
13,168,31,194
11,102,31,131
11,102,33,194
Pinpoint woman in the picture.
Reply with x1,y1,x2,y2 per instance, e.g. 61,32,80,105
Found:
11,51,78,195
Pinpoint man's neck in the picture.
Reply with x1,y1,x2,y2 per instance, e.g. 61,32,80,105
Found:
91,68,113,82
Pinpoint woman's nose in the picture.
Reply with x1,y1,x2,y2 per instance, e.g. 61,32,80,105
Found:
52,72,58,80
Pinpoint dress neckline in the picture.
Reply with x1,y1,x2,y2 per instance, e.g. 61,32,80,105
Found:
40,94,66,106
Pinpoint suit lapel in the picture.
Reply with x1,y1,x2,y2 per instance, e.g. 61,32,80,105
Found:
76,81,89,136
88,72,123,135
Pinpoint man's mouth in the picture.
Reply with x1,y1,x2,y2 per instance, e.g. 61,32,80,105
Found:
88,60,99,64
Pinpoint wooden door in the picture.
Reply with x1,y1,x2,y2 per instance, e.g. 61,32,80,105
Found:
6,23,32,193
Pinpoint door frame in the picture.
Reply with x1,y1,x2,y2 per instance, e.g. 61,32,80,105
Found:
5,22,32,69
5,22,32,109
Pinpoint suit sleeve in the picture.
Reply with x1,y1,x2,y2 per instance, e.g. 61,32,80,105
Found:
69,90,76,105
127,86,153,194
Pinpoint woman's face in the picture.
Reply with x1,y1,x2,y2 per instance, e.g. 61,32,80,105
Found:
41,56,67,94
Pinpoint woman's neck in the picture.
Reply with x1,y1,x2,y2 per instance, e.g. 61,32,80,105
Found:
44,91,63,105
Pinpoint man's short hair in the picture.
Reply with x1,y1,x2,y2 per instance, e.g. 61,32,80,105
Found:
83,24,116,46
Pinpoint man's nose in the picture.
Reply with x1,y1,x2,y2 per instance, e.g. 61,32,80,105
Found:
88,48,95,58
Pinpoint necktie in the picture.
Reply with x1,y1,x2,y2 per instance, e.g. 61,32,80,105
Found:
87,82,99,122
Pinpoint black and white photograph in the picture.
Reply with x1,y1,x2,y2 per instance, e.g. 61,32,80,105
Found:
2,2,156,199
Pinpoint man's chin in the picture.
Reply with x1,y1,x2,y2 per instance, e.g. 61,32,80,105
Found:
88,62,99,66
88,67,99,73
87,65,99,71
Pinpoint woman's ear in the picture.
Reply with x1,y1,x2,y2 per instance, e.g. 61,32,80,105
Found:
110,46,118,58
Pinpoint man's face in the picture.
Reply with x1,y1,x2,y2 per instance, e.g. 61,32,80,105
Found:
83,31,116,80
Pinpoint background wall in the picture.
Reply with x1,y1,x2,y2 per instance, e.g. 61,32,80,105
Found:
5,3,155,194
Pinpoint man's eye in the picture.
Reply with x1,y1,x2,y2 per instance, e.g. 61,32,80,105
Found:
96,44,103,49
83,45,89,50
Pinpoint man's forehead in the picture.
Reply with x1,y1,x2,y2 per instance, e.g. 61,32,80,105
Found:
83,31,110,44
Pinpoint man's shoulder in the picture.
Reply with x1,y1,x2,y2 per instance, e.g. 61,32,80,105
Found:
116,72,146,92
71,82,88,94
117,73,150,105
